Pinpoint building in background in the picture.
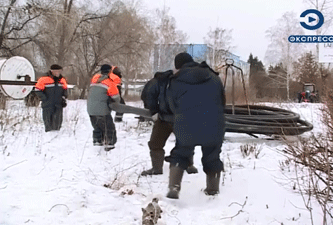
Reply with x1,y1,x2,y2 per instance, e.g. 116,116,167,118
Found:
153,44,250,88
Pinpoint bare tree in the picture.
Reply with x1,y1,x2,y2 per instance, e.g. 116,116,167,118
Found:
265,11,305,100
58,0,74,66
0,0,46,56
107,1,155,95
0,0,178,100
204,27,234,70
283,87,333,224
284,132,333,224
266,63,288,88
151,6,188,73
25,0,114,84
33,0,84,67
153,6,187,45
303,0,333,98
70,15,104,98
304,0,333,56
71,1,155,98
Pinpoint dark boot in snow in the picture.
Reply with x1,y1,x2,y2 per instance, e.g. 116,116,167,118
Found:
204,172,220,196
166,165,184,199
93,140,103,146
141,168,163,176
104,144,115,151
186,156,198,174
141,151,164,176
114,116,123,122
186,165,198,174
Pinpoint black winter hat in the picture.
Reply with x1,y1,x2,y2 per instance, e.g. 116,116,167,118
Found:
50,64,63,70
101,64,112,73
112,67,122,78
174,52,194,69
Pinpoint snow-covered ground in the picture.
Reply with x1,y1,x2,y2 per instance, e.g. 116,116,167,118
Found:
0,100,329,225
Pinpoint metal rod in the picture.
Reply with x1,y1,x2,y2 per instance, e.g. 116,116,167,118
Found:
0,75,36,86
231,66,235,115
0,80,36,85
219,59,251,115
233,64,251,115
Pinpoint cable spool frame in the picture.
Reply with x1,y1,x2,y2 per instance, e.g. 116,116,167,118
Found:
0,56,36,99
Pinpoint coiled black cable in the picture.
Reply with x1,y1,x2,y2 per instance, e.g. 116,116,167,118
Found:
225,105,313,136
115,102,313,136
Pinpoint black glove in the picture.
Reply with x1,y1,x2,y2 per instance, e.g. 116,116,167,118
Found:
61,96,67,108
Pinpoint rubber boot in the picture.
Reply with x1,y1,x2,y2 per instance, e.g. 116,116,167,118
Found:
141,152,164,176
204,172,221,196
166,165,184,199
114,114,123,122
186,155,198,174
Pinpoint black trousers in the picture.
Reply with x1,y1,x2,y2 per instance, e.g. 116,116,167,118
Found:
89,115,117,145
167,140,224,174
42,107,63,132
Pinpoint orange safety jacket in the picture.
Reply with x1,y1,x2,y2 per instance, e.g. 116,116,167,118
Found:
90,74,119,97
35,74,68,108
109,66,121,86
35,76,68,91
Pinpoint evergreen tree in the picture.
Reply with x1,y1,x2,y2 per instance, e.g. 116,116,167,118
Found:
247,53,267,97
267,63,287,88
296,52,318,84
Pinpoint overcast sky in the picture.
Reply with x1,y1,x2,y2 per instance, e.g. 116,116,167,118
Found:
141,0,309,64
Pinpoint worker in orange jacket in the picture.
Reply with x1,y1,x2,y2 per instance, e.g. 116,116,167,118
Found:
35,64,68,132
109,66,126,122
87,64,120,151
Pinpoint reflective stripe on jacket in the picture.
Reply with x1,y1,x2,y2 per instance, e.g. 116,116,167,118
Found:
35,76,67,91
34,74,68,109
90,74,119,97
87,74,120,116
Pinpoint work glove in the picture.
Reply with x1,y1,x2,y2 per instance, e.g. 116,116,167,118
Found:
152,113,159,122
61,96,67,108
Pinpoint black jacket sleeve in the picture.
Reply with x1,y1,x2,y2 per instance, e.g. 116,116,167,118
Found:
200,61,219,76
63,89,68,99
141,78,160,115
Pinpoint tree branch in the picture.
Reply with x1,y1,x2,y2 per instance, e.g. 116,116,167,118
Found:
0,0,17,47
5,14,42,36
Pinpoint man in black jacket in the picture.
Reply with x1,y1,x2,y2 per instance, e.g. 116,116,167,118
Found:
140,69,198,176
35,64,68,132
165,53,226,199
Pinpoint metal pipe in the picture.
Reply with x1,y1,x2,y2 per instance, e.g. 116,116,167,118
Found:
0,75,36,85
0,80,36,85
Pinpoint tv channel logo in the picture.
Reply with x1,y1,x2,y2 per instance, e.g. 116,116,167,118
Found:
300,9,324,30
289,9,333,43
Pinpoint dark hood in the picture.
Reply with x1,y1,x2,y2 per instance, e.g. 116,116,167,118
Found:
199,61,219,76
173,61,217,85
154,70,173,80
